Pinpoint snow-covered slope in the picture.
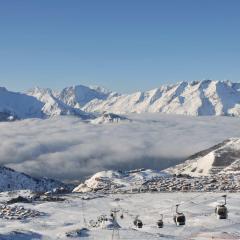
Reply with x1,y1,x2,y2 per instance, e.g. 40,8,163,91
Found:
73,169,168,193
165,138,240,176
0,87,44,119
27,87,93,119
83,80,240,116
0,166,67,192
56,85,114,108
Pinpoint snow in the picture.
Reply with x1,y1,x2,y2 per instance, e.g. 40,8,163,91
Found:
166,138,240,177
73,169,168,193
0,192,239,239
55,85,112,108
83,80,240,117
0,166,67,192
2,80,240,120
0,87,44,119
27,87,94,119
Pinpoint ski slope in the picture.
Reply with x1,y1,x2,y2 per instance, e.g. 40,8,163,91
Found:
0,192,239,239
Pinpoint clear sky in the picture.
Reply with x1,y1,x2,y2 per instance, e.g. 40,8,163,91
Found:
0,0,240,93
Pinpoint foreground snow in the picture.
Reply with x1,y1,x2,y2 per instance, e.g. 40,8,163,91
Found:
0,192,239,239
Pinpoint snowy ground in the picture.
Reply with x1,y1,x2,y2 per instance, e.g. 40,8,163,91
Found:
0,192,239,239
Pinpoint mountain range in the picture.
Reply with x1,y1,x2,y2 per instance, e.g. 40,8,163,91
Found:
1,80,240,121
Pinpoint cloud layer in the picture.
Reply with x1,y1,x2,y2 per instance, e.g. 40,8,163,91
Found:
1,113,240,181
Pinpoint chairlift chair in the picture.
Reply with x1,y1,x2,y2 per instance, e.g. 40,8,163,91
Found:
173,204,186,226
215,195,228,219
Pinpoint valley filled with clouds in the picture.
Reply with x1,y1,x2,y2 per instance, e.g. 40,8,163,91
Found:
1,113,240,182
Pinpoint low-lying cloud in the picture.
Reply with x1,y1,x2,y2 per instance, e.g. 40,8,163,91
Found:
1,113,240,181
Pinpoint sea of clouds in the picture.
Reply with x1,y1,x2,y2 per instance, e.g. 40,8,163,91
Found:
1,113,240,182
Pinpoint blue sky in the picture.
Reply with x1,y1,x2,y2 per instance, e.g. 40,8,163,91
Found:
0,0,240,93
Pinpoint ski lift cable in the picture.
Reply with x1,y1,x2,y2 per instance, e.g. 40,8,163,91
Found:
109,192,228,223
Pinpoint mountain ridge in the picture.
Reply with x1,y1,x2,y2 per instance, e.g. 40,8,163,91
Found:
2,80,240,120
83,80,240,116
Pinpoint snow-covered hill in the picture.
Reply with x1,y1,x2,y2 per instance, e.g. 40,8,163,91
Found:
165,138,240,176
0,165,67,192
83,80,240,117
73,169,168,193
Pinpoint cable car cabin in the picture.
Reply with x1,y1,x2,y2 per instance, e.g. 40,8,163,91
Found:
173,204,186,226
215,195,228,219
157,219,163,228
173,213,186,226
215,205,228,219
134,217,143,228
157,214,164,228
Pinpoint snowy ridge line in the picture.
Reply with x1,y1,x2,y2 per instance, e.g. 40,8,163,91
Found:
83,80,240,117
3,79,240,120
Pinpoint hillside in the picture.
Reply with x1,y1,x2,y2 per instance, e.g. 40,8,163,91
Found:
0,87,44,119
165,138,240,176
0,166,67,192
73,169,168,193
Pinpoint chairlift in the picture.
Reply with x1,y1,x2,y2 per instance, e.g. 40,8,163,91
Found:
215,195,228,219
173,204,186,226
133,216,143,228
157,214,164,228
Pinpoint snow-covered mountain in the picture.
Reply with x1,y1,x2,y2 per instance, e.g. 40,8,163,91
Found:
2,80,240,120
83,80,240,117
27,87,93,119
55,85,114,108
73,169,168,193
0,165,67,192
165,138,240,176
0,87,45,119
